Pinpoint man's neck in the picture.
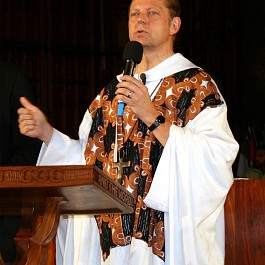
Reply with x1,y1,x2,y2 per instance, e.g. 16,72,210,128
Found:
135,48,174,73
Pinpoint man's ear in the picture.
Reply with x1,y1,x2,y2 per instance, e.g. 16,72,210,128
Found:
170,17,181,35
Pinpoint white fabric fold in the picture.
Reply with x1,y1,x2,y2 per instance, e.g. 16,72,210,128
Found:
37,111,92,166
144,104,239,265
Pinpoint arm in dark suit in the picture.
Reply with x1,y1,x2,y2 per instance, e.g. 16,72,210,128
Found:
0,61,42,166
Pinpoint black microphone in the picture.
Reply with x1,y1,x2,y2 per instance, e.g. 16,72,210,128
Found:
118,41,143,116
123,41,143,76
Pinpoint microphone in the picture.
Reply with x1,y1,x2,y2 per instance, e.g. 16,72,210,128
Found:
123,41,143,75
118,41,143,117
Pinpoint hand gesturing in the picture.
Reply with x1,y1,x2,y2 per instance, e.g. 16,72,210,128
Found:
17,97,53,145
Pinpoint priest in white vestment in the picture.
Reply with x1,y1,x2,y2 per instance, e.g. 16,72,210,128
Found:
18,0,239,264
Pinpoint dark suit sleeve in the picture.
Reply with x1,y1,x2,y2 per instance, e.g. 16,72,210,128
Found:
7,67,42,166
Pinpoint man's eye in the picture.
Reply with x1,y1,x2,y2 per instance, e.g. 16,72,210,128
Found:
130,12,139,17
148,11,158,16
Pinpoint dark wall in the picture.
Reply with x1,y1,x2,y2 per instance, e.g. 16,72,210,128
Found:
0,0,131,138
0,0,264,146
237,0,265,143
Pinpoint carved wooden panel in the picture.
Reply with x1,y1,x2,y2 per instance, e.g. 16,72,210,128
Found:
0,165,135,215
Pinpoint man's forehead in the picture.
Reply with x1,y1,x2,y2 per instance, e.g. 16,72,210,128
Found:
130,0,166,8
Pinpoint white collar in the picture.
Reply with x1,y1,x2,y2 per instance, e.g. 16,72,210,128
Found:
138,53,198,82
117,53,198,82
116,53,199,100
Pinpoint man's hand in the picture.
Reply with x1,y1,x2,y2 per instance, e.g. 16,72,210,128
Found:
115,75,158,125
18,97,53,145
115,75,170,146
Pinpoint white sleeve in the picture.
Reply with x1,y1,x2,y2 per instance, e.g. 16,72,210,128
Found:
37,110,92,166
144,104,239,265
145,104,239,212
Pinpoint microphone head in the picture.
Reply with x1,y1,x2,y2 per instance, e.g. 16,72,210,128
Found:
122,41,143,64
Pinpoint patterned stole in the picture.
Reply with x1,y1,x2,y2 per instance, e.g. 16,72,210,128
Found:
85,68,223,261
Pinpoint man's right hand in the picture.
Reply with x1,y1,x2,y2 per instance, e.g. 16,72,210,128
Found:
18,97,53,146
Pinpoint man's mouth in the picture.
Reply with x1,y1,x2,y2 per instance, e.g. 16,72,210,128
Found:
136,30,146,34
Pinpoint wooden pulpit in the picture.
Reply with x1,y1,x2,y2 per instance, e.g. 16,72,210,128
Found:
2,169,265,265
0,165,135,265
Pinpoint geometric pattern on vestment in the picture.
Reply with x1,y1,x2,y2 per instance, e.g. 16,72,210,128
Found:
85,67,223,261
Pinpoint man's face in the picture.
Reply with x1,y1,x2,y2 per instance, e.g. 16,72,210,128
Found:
255,149,265,168
128,0,176,49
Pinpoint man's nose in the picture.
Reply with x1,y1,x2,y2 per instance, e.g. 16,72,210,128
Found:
137,12,148,24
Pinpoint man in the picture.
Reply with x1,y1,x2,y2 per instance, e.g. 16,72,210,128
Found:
0,61,42,263
243,145,265,179
17,0,239,264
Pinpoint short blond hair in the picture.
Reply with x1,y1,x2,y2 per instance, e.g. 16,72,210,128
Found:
129,0,181,20
166,0,181,20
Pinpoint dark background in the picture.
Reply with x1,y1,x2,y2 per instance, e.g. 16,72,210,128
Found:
0,0,264,168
